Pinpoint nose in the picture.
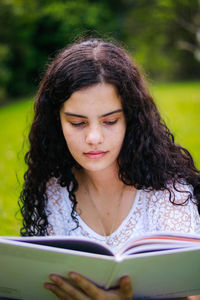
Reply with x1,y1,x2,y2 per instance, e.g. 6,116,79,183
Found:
85,124,104,145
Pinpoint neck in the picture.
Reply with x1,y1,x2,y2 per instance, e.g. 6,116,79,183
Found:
75,164,123,195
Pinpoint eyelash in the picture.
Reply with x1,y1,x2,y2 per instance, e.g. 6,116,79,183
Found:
104,120,118,125
70,122,86,127
70,120,118,127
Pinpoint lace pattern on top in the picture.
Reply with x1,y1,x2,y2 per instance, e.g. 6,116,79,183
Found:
45,178,200,254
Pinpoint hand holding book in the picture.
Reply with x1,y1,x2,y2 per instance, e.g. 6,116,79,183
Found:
44,272,133,300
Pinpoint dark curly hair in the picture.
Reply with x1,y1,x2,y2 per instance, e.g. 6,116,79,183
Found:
19,38,200,236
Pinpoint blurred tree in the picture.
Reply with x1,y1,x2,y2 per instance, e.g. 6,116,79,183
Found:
0,0,15,103
121,0,200,80
167,0,200,78
0,0,117,102
0,0,199,103
176,6,200,61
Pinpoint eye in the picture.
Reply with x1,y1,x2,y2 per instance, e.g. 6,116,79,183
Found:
104,120,118,125
70,122,86,127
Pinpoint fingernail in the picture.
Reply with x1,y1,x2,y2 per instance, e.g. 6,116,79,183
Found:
44,283,48,289
69,272,77,279
50,274,58,282
123,275,130,282
44,283,51,289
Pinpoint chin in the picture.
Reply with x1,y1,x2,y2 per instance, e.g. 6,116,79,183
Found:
83,165,108,172
81,160,117,173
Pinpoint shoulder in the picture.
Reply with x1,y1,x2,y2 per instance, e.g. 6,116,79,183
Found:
46,177,62,199
45,177,71,211
45,177,74,235
146,181,194,205
142,182,200,234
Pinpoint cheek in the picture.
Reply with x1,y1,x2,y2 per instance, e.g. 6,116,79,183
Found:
64,134,77,149
62,129,85,159
62,126,76,147
117,133,126,149
110,125,126,147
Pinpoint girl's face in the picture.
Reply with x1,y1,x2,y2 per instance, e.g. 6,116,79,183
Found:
60,83,126,173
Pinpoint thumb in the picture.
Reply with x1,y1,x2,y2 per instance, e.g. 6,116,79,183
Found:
119,276,133,298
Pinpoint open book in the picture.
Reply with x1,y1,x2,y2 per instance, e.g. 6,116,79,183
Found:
0,232,200,299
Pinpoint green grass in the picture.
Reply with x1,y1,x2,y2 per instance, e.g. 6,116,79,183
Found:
0,99,34,235
151,81,200,169
0,81,200,236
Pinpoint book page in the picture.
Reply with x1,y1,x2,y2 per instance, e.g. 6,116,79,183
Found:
0,239,116,300
8,236,114,256
118,232,200,256
108,247,200,299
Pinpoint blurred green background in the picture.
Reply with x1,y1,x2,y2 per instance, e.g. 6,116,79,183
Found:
0,0,200,235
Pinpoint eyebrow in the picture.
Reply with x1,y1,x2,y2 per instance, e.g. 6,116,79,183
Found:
64,109,123,118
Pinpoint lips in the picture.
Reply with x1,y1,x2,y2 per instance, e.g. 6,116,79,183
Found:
84,151,108,159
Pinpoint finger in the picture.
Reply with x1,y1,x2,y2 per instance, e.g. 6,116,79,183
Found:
119,276,133,298
69,272,102,298
44,282,74,300
48,274,90,300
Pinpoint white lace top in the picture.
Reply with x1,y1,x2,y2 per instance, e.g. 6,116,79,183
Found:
45,178,200,254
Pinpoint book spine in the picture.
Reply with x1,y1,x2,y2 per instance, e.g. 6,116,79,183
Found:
105,261,119,289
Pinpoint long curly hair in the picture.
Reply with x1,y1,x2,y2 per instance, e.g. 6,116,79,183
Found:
19,38,200,236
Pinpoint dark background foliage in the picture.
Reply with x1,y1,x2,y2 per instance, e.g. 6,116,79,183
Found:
0,0,199,104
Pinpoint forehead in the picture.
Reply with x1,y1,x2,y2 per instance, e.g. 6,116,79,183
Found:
61,83,122,114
